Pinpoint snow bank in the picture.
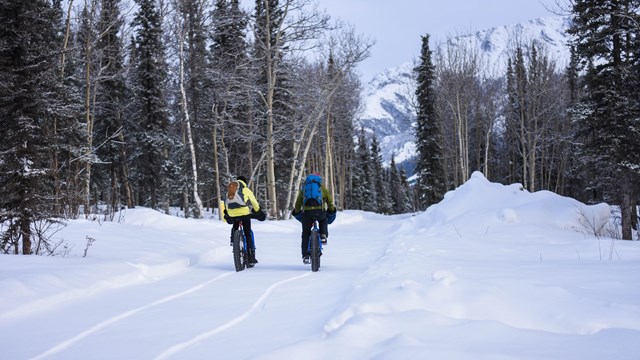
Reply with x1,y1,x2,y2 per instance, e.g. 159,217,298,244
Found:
418,171,611,236
0,208,230,322
311,173,639,360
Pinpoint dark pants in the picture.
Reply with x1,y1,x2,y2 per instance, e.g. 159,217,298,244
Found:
231,215,254,249
301,209,328,257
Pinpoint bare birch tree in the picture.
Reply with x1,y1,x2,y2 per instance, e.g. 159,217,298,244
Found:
506,42,565,192
252,0,331,219
435,35,481,186
281,26,372,217
78,1,98,217
173,0,204,218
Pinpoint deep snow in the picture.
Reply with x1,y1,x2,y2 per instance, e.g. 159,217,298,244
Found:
1,172,639,359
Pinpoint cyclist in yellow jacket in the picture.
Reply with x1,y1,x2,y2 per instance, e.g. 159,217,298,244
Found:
224,176,265,265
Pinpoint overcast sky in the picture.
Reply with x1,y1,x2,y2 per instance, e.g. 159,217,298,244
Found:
314,0,564,81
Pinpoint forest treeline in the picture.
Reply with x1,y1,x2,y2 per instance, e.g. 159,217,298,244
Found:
0,0,638,255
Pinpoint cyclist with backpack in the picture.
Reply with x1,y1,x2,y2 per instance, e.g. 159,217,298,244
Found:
291,173,336,264
223,176,266,265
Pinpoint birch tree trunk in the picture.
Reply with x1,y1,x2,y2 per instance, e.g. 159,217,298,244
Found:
283,86,345,216
529,126,538,192
118,129,134,209
213,105,222,220
291,119,321,209
53,0,74,216
283,113,315,216
484,125,491,179
447,92,469,185
255,0,337,219
60,0,73,77
261,0,282,219
325,109,336,202
178,25,203,218
519,103,528,190
83,27,93,218
254,1,370,217
621,179,633,240
459,93,469,182
283,127,307,216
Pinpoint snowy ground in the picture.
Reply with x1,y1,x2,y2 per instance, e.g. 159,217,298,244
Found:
2,172,639,360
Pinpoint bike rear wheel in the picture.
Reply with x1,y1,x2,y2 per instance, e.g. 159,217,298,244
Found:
232,229,245,272
310,230,321,272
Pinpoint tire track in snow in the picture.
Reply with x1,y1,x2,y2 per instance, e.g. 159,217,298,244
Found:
154,272,311,360
29,271,235,360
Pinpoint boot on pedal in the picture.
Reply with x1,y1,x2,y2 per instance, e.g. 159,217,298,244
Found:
248,248,258,265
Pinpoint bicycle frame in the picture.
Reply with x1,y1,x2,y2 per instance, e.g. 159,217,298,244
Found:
306,220,323,252
238,222,248,249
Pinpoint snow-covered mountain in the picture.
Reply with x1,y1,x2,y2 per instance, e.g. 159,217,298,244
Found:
356,16,572,172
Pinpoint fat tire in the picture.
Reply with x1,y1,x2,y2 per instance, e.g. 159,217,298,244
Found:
310,230,321,272
232,230,245,272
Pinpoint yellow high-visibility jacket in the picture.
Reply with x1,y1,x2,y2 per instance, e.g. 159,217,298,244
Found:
226,180,260,217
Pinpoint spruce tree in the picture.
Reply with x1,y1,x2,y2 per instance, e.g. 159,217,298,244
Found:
211,0,248,72
94,0,133,213
568,0,640,239
563,46,586,200
399,169,418,214
0,0,71,254
209,0,251,178
352,128,373,211
52,0,84,218
130,0,173,210
399,168,414,213
388,156,401,213
414,34,446,209
504,48,526,186
370,136,392,214
49,3,82,217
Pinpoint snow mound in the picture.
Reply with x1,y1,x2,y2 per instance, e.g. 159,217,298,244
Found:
419,171,610,235
115,207,199,228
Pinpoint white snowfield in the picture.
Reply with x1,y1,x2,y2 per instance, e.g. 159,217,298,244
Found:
1,172,639,360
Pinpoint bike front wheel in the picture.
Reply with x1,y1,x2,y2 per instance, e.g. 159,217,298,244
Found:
232,229,246,272
310,230,321,272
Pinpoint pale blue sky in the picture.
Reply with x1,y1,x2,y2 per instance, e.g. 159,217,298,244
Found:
237,0,565,81
315,0,564,81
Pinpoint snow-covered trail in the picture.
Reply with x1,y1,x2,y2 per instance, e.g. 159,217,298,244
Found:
2,211,404,360
3,174,640,359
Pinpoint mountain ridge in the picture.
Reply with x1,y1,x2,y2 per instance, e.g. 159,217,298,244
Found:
355,15,572,172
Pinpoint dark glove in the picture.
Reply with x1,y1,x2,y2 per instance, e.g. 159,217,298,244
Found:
223,210,233,224
252,208,266,221
291,209,303,223
327,208,337,224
